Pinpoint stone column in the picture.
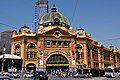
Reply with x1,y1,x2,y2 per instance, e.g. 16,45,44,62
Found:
98,48,101,69
115,54,118,67
90,47,93,68
11,41,14,55
21,40,26,71
84,43,88,68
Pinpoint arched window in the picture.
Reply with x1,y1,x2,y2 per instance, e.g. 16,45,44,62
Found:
47,54,68,64
27,43,36,59
15,44,20,50
54,18,60,24
76,44,82,49
28,43,36,48
15,44,21,56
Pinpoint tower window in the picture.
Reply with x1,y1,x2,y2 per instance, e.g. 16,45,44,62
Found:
54,18,60,24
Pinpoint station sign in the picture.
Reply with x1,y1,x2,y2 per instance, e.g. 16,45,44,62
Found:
47,64,69,66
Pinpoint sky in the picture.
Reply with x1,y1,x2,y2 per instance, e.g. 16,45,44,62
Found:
0,0,120,49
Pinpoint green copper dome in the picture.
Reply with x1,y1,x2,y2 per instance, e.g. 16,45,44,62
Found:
39,5,70,28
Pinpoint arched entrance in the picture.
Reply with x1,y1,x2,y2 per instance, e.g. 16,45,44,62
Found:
46,54,69,72
26,63,36,71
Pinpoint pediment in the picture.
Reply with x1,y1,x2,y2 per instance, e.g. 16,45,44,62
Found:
43,27,75,36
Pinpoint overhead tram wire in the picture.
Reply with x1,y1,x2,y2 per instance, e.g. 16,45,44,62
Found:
71,0,79,26
98,38,120,49
98,37,120,42
53,0,55,4
101,42,120,49
0,22,18,30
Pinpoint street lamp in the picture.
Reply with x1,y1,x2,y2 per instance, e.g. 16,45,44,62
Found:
12,60,14,77
1,45,6,75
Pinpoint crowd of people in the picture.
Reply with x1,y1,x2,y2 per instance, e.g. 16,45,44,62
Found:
50,69,73,77
48,69,92,78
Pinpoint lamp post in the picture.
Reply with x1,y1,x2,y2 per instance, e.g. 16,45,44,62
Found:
12,60,14,77
1,45,6,75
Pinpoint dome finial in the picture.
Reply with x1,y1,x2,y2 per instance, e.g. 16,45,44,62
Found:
51,4,57,12
53,4,55,7
76,26,85,34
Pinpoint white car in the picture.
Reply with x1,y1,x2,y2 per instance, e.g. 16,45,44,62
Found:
0,76,13,80
74,73,87,78
23,72,33,78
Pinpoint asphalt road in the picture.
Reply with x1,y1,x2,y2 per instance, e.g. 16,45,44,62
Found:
11,73,120,80
13,76,120,80
48,77,120,80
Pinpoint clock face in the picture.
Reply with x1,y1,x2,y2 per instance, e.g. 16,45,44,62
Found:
53,31,61,38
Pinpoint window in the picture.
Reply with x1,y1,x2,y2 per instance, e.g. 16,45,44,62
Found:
45,40,51,47
15,44,20,49
58,41,62,47
30,52,33,58
27,43,36,59
27,52,36,59
47,54,68,64
47,41,50,45
53,41,56,45
79,52,82,58
58,41,62,45
54,18,60,24
76,44,82,49
28,43,36,48
64,41,68,46
16,52,20,56
45,40,70,48
15,44,21,57
79,52,84,59
53,31,61,38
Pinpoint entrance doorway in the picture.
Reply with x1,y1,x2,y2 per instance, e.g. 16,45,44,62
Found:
26,63,36,71
46,54,69,72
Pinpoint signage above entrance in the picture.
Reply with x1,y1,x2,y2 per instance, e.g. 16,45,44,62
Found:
47,64,69,66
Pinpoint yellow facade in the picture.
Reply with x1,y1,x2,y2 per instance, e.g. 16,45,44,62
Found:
11,6,120,72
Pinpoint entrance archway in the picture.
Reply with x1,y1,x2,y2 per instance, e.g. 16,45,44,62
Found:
26,63,36,71
46,54,69,72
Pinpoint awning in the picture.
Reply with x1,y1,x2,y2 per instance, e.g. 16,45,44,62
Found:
0,54,22,60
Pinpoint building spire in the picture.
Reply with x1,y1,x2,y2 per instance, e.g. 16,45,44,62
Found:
51,4,57,12
76,26,85,34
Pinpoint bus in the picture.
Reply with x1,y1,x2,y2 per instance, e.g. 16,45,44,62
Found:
104,66,120,78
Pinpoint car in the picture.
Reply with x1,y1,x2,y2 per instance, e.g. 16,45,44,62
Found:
7,72,20,78
23,72,33,78
74,73,87,78
33,71,48,80
0,76,13,80
0,72,8,76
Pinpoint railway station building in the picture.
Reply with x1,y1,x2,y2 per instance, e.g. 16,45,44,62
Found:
11,5,120,72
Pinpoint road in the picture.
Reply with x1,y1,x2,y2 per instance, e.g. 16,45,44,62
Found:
48,77,120,80
13,76,120,80
12,73,120,80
